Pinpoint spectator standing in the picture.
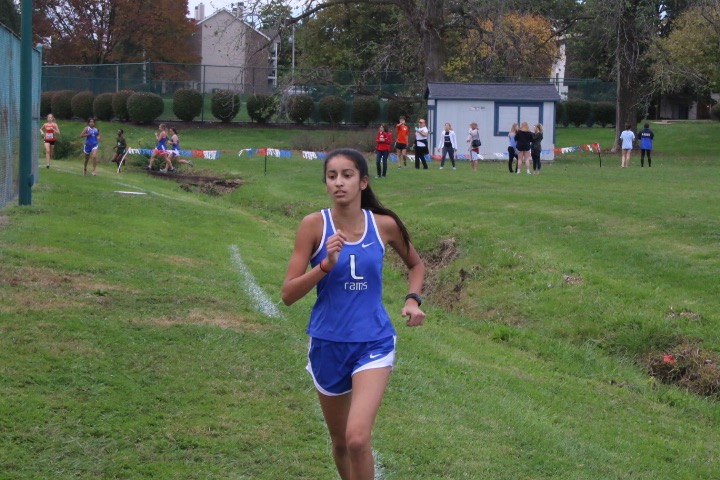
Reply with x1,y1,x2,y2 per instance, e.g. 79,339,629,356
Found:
639,123,654,167
374,124,392,178
414,119,429,170
619,123,635,168
395,116,409,168
467,122,481,172
531,124,544,174
515,122,533,174
508,123,518,173
439,122,457,170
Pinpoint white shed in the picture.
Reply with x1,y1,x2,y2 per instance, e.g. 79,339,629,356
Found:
425,82,561,161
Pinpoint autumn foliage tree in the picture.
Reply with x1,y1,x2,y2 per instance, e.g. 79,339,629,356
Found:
33,0,199,65
443,12,559,81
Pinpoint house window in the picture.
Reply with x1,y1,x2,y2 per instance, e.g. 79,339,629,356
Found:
495,102,543,136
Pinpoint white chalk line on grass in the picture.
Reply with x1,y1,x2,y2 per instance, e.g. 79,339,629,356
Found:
229,244,284,320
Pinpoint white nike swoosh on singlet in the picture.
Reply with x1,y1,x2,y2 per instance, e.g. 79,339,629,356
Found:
362,242,374,248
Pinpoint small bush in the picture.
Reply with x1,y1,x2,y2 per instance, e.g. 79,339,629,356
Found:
387,99,415,124
565,99,592,127
71,91,95,120
173,88,203,121
112,90,135,122
93,93,115,121
52,136,81,160
246,94,278,123
41,91,54,117
127,92,164,124
287,94,314,124
593,102,615,127
319,96,346,125
352,96,380,126
556,101,568,127
51,90,76,120
711,103,720,122
211,90,241,123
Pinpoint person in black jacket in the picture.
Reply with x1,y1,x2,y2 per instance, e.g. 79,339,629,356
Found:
515,122,533,175
531,124,543,174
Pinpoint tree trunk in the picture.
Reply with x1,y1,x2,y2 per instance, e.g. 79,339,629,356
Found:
612,2,641,152
419,0,446,83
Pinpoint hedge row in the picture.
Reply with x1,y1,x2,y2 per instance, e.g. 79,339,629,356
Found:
555,100,628,128
40,90,425,125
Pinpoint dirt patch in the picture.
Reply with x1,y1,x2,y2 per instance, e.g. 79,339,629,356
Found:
388,237,470,312
134,309,270,331
647,340,720,399
0,265,132,312
148,171,243,196
563,274,584,286
0,215,9,228
667,306,701,322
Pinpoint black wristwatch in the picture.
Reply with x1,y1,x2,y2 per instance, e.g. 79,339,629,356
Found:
404,293,422,306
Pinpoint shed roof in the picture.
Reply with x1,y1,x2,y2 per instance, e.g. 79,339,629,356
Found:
426,82,561,102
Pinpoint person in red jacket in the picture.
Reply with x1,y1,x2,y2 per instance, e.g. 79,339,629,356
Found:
375,124,393,178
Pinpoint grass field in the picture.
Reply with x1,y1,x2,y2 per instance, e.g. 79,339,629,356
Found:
1,120,719,478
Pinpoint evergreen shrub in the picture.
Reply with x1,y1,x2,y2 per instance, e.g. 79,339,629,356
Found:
352,96,380,126
246,94,277,123
93,93,115,121
173,88,203,121
287,95,314,124
51,90,76,120
127,92,164,123
211,90,240,123
319,96,346,125
566,99,592,127
41,91,53,117
711,103,720,122
112,90,135,122
593,102,615,127
387,99,415,123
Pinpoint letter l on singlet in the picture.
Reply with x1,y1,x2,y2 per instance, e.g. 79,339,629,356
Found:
349,254,364,280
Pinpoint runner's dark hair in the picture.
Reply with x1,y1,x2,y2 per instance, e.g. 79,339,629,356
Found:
323,148,411,250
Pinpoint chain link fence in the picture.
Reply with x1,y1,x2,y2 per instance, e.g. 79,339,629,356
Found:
1,25,41,209
41,62,615,123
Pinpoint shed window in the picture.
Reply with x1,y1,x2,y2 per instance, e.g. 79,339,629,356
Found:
495,102,543,136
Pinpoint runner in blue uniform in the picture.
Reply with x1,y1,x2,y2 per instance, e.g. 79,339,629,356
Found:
80,118,100,176
282,148,426,480
147,123,169,171
167,127,193,170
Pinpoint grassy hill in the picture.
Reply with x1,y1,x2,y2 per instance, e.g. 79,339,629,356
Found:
1,120,719,478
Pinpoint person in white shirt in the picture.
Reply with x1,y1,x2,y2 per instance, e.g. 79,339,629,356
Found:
439,122,457,170
619,123,635,168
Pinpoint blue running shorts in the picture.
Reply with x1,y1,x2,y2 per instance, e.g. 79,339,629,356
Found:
306,336,396,396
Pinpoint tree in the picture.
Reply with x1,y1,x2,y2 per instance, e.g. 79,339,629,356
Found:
568,0,664,151
297,3,408,73
649,5,720,95
32,0,199,65
281,0,582,89
443,12,559,81
0,0,21,35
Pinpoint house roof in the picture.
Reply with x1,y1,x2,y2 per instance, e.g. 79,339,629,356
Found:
426,82,562,102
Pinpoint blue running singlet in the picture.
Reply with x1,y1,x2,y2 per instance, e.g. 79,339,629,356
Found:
307,208,396,342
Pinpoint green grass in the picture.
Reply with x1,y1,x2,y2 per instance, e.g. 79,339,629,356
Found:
2,120,720,478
